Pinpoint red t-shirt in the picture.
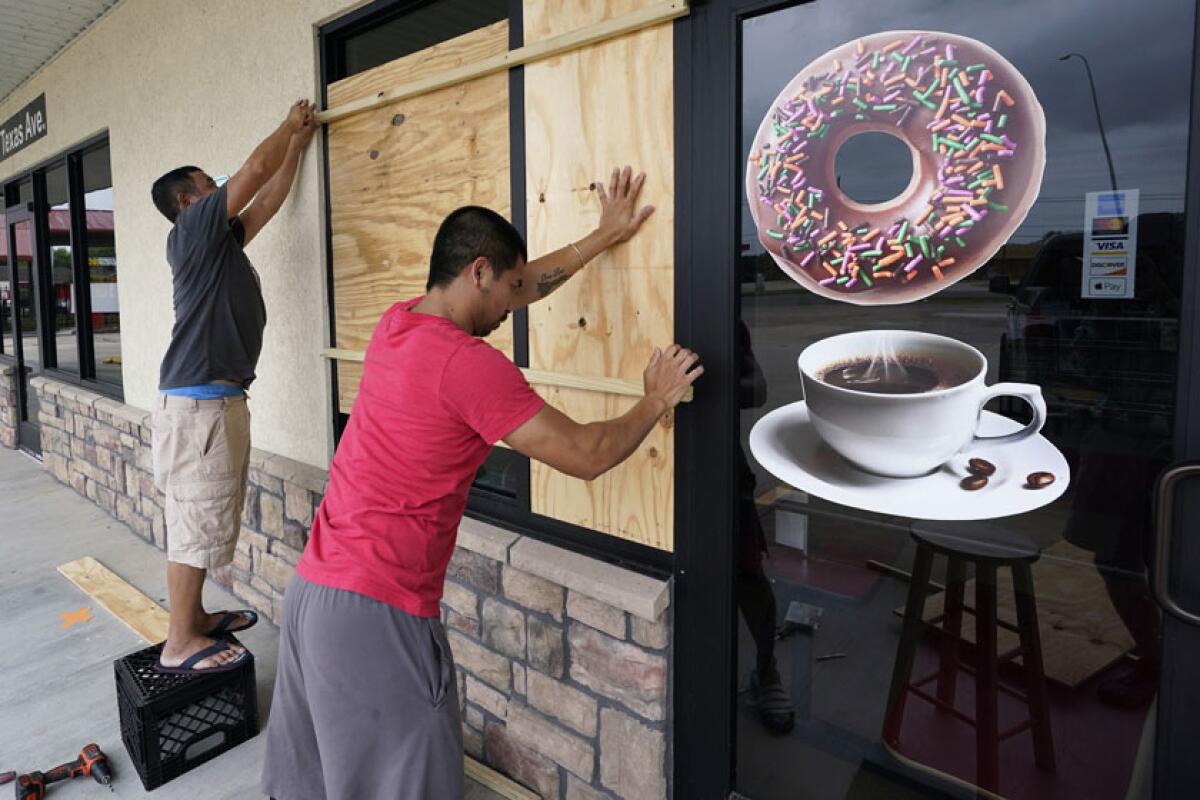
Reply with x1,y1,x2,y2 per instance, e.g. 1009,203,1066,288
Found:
297,297,545,616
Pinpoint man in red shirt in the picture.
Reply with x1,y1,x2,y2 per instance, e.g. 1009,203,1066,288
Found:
261,168,701,800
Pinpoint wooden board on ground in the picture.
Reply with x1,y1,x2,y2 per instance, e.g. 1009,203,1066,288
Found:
57,556,169,643
465,757,540,800
524,0,676,550
328,21,514,413
896,541,1136,687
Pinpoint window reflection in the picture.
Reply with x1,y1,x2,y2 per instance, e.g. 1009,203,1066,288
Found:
736,2,1188,799
83,143,120,385
46,161,77,375
1,211,10,357
12,219,39,429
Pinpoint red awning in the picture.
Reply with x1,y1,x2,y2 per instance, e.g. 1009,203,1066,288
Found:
0,209,114,260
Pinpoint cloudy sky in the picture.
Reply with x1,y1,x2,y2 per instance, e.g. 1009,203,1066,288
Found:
740,0,1193,249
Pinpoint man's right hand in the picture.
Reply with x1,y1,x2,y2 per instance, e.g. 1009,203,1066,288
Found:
286,99,315,132
644,344,703,412
293,114,319,149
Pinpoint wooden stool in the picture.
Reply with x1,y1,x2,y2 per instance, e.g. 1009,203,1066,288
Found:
882,526,1055,792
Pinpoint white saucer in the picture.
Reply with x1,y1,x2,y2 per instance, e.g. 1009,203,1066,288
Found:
748,401,1070,521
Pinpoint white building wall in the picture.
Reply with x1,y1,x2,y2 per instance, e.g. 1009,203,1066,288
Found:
0,0,374,467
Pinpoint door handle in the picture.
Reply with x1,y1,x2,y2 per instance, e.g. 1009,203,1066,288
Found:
1154,462,1200,626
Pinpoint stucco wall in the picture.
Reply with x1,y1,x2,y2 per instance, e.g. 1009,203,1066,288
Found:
0,0,372,468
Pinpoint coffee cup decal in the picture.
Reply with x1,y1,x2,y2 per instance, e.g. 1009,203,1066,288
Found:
798,330,1046,478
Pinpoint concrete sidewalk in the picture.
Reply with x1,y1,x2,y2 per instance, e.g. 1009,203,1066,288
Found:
0,446,502,799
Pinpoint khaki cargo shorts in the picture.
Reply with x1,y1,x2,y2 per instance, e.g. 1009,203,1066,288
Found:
152,394,251,569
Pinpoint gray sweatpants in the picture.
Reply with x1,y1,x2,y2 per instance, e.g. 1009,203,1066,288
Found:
261,575,463,800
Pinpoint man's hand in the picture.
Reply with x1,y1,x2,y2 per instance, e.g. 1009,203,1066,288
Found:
644,344,703,411
293,114,319,149
505,343,702,481
238,104,317,246
509,165,656,310
286,99,315,133
595,165,655,246
227,99,315,217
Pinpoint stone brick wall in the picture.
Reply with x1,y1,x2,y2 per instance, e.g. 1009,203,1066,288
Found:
27,376,675,800
1,365,17,449
447,522,672,800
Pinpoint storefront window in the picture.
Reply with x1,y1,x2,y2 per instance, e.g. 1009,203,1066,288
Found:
337,0,507,79
45,161,77,375
735,2,1189,798
1,139,118,403
82,142,119,385
0,210,9,357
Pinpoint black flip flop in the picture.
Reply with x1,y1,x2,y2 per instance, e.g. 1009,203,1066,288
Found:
155,639,249,675
205,609,259,637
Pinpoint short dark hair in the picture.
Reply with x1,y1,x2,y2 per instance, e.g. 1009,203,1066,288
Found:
151,166,202,222
426,206,527,291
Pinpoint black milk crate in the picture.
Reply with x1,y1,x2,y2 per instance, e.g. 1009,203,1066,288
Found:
114,639,259,790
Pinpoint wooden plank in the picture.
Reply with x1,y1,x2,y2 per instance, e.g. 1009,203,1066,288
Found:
464,757,540,800
328,22,513,413
316,1,689,124
322,348,692,402
336,360,364,415
524,0,676,551
57,556,169,643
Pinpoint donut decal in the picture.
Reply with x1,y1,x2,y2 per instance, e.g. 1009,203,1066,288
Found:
745,31,1046,305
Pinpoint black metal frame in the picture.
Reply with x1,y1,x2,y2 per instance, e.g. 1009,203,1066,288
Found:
1155,3,1200,797
0,131,122,403
4,205,42,452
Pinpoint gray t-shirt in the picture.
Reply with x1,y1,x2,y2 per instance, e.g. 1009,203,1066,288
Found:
158,184,267,390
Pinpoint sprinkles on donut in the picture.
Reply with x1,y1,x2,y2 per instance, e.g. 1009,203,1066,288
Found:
746,31,1045,304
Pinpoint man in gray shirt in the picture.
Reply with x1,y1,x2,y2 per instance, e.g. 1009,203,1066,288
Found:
149,100,317,673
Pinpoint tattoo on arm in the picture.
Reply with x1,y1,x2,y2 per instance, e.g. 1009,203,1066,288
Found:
537,267,570,297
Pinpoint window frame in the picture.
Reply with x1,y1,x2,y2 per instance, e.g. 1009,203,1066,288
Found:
0,131,121,400
317,0,673,576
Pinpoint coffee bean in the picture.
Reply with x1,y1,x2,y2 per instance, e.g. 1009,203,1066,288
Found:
1026,471,1055,489
968,457,996,476
960,475,989,491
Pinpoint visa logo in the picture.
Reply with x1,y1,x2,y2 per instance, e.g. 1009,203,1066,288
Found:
1095,240,1125,251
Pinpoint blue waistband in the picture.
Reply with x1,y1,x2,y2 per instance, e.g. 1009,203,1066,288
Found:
161,383,244,399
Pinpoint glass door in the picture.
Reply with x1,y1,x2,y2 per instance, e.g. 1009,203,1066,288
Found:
7,212,43,454
724,1,1200,799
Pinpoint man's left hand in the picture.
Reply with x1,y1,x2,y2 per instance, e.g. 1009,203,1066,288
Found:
595,165,655,246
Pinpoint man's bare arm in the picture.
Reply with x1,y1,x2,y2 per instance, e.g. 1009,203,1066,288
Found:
239,118,318,246
509,166,655,310
225,100,313,219
504,345,701,480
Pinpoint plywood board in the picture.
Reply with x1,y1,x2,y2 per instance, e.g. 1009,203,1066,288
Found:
317,1,688,124
58,556,169,643
524,0,675,550
899,541,1136,687
328,21,513,413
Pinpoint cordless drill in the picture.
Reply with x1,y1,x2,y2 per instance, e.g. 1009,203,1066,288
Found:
11,744,112,799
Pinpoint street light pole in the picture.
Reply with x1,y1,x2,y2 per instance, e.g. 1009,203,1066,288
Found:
1060,52,1118,194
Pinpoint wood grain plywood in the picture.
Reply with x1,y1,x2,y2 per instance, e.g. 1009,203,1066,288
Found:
328,21,513,412
524,1,675,550
523,0,653,41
